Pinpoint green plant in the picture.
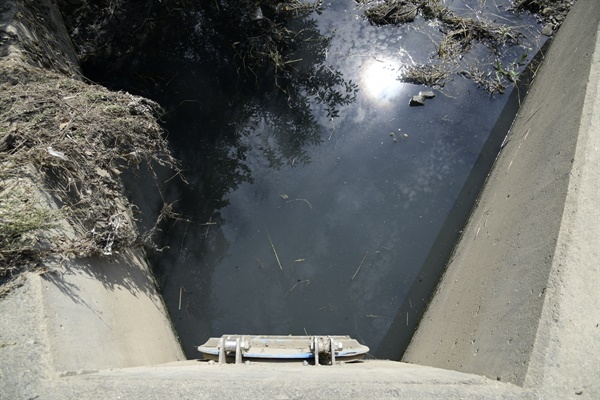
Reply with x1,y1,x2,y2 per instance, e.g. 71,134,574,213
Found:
0,183,58,277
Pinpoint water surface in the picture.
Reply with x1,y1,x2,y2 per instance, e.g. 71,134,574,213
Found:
87,0,544,358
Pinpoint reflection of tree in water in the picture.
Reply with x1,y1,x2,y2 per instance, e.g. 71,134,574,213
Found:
158,2,360,356
156,0,358,210
66,0,357,175
217,0,359,169
71,0,357,213
64,1,358,355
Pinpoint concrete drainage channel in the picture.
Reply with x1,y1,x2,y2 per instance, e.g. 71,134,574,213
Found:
1,0,598,398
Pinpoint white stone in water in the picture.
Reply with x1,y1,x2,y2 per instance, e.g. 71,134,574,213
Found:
409,95,426,106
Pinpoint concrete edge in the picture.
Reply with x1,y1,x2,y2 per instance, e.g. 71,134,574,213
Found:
526,16,600,396
402,0,599,392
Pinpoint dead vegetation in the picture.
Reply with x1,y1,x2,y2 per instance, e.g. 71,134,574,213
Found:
513,0,573,26
0,61,180,281
402,63,454,88
357,0,526,92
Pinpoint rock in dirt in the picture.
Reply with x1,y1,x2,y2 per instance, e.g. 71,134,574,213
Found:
542,23,554,36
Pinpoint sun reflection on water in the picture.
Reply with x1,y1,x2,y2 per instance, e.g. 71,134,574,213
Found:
360,57,407,107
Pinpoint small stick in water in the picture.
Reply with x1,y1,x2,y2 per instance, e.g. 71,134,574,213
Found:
266,230,283,270
351,252,369,280
284,280,310,297
178,286,182,310
287,198,312,210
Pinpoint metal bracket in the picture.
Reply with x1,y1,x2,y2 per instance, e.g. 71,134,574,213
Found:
204,334,359,365
309,336,343,366
217,335,248,364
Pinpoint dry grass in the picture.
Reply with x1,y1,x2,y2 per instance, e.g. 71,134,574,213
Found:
459,66,507,94
359,0,523,92
233,0,324,81
0,61,180,278
402,63,453,88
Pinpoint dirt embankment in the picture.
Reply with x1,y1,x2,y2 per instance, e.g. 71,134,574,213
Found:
1,0,181,288
1,2,185,395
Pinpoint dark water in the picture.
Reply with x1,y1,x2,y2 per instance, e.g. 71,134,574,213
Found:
84,0,544,358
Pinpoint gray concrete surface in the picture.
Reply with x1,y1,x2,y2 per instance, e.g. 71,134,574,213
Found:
403,0,600,393
41,251,185,372
0,0,79,76
1,0,599,398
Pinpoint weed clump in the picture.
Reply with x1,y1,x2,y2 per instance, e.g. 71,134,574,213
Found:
0,61,180,281
0,180,58,277
357,0,529,92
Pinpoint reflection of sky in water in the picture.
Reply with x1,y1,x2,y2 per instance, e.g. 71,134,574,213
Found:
148,0,544,357
360,57,408,106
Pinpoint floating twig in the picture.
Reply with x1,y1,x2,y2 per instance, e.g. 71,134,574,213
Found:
287,198,313,210
256,258,264,269
266,230,283,270
202,216,216,238
366,314,386,318
284,279,310,297
351,252,369,280
178,286,182,310
294,258,305,263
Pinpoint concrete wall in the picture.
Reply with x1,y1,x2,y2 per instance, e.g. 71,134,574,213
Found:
41,251,185,372
0,0,79,75
403,0,600,389
0,0,185,373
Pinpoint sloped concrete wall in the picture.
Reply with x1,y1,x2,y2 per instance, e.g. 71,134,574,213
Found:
403,0,600,388
0,0,79,75
1,0,185,373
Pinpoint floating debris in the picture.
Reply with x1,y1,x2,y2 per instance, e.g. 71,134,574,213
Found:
284,279,310,297
351,252,369,280
409,90,435,107
266,230,283,270
409,95,426,107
